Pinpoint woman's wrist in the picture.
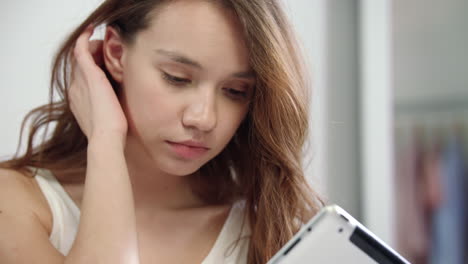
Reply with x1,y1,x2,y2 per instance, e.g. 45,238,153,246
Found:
88,130,127,153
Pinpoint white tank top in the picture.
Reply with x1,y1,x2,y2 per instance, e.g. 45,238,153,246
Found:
33,169,250,263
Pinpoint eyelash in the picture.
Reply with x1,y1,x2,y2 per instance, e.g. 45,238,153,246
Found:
223,88,248,100
162,72,191,85
161,72,249,100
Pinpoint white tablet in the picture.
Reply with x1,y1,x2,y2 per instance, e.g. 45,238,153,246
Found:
267,205,410,264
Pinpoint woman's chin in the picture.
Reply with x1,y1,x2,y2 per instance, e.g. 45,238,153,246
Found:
135,144,203,176
156,158,205,177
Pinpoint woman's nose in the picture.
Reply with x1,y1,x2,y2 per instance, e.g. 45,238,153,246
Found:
182,90,217,132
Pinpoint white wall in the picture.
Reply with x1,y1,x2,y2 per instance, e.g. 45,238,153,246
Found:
281,0,328,197
394,0,468,103
0,0,104,159
360,0,395,246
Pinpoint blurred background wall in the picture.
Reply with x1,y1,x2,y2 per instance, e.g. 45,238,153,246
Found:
0,0,104,157
1,1,467,263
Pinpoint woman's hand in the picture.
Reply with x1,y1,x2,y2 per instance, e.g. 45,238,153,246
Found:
69,25,128,146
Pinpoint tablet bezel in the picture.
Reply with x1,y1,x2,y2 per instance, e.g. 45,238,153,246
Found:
267,205,410,264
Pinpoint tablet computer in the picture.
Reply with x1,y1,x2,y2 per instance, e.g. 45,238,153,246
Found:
267,205,410,264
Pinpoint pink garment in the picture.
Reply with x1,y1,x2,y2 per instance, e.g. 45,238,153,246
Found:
394,127,432,264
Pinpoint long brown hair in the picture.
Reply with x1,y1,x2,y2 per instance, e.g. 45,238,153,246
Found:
1,0,323,263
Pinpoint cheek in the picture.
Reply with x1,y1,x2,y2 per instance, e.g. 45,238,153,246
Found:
216,107,247,142
122,75,179,136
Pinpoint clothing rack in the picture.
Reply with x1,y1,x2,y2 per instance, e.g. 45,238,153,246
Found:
394,96,468,119
394,97,468,142
392,97,468,264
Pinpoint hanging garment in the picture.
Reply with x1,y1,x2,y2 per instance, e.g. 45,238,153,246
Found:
429,135,467,264
394,127,430,264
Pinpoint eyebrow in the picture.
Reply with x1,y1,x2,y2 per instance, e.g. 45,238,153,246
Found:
155,49,256,80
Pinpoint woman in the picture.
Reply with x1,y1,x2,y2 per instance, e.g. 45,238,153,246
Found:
0,0,323,263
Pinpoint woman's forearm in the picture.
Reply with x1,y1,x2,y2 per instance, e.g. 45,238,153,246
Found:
65,135,140,264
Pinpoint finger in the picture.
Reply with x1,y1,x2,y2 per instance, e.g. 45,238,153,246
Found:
74,25,96,69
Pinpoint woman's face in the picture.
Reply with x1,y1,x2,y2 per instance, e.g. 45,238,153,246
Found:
114,0,254,175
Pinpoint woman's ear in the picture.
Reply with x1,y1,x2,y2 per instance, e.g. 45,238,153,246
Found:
103,26,125,83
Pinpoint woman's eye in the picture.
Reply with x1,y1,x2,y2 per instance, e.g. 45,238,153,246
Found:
162,72,191,86
224,87,248,100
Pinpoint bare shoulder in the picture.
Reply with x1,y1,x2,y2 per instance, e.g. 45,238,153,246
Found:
0,168,64,263
0,168,52,231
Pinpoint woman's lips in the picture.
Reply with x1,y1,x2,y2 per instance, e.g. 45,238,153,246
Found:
166,141,209,159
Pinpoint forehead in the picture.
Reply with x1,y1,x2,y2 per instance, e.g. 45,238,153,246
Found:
135,0,250,72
